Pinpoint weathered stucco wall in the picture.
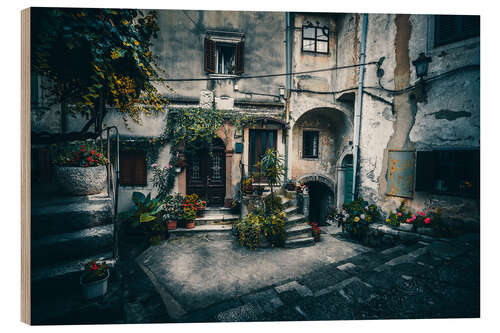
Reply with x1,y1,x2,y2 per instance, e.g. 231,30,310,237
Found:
353,13,480,228
154,10,286,104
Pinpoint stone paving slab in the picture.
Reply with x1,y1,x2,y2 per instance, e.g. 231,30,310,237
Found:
137,232,371,318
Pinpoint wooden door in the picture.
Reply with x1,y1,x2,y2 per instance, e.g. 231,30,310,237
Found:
187,141,226,206
249,129,277,180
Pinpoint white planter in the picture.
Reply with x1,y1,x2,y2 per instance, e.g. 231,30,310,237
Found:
80,270,109,300
55,165,107,195
396,223,414,232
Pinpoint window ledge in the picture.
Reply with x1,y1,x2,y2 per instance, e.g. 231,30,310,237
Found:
208,73,239,79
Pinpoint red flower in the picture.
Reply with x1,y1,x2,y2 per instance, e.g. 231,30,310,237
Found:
87,156,91,161
85,163,89,167
91,263,98,271
91,150,95,155
97,153,101,158
80,148,85,152
424,217,431,224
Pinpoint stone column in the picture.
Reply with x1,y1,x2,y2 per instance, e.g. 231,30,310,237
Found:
337,166,346,209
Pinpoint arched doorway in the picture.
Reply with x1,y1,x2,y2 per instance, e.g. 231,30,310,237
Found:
337,154,353,209
186,137,226,206
306,181,334,226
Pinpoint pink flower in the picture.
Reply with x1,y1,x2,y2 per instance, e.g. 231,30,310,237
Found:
397,212,402,217
406,218,411,223
420,211,425,216
424,217,431,224
151,163,158,168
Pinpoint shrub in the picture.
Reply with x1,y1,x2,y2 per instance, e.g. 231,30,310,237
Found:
55,141,108,167
337,197,380,237
385,200,412,227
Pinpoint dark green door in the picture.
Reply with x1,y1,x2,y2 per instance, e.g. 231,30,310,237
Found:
343,155,353,204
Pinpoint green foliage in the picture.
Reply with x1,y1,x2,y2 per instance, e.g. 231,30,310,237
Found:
54,140,108,167
82,260,108,284
31,8,169,128
337,197,380,237
385,200,412,227
234,194,286,249
260,149,284,192
128,192,163,228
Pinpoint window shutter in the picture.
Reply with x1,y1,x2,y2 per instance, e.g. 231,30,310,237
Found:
120,150,147,186
204,38,216,73
235,41,244,74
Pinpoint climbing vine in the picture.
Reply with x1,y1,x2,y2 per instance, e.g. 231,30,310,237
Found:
154,107,258,196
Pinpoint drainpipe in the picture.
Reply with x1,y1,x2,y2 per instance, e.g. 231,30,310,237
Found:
284,12,292,183
352,14,368,201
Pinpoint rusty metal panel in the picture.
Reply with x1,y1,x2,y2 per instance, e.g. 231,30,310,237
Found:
386,149,415,198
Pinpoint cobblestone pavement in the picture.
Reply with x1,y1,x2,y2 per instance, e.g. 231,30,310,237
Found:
177,232,480,322
39,229,478,324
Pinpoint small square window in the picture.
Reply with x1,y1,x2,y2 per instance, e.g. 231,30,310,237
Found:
303,131,319,158
302,25,329,54
204,37,244,74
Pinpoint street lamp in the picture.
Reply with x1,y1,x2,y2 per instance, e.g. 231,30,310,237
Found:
412,53,432,79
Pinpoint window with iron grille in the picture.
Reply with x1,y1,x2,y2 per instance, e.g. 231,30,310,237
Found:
204,37,244,75
415,149,479,197
302,24,329,54
434,15,479,47
303,131,319,158
119,150,147,186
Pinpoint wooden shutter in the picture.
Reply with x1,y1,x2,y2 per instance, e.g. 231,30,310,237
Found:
435,15,479,47
235,41,244,74
120,150,147,186
204,38,216,73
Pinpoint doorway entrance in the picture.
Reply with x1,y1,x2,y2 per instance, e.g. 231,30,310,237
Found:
186,138,226,206
307,181,334,226
249,129,277,180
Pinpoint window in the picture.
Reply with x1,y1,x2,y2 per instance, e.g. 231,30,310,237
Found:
204,37,244,75
415,149,479,197
303,131,319,158
120,150,147,186
434,15,479,47
302,24,329,54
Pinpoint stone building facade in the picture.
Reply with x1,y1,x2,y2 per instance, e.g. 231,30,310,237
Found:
31,10,480,229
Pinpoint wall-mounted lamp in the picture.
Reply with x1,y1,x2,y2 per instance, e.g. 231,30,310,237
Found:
412,53,432,79
279,86,286,97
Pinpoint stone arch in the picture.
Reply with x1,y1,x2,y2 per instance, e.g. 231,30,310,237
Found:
297,173,336,195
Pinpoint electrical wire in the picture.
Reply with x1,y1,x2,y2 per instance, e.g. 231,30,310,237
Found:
153,62,378,82
377,64,480,95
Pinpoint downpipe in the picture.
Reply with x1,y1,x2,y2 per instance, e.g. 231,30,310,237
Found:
284,12,292,183
352,14,368,201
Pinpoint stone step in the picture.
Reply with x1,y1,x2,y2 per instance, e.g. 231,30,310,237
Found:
196,213,239,226
285,235,315,248
31,224,114,267
286,223,312,237
31,198,113,239
286,213,307,227
31,251,114,299
169,224,233,237
284,205,298,216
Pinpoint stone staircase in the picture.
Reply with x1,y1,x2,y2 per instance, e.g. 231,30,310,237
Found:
31,191,115,303
278,193,315,248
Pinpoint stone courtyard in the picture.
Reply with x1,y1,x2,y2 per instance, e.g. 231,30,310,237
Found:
32,223,479,324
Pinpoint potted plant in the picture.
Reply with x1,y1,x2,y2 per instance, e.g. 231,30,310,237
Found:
284,178,297,191
80,260,109,300
336,197,380,240
180,195,198,229
296,183,308,194
162,194,182,230
241,176,254,195
311,222,321,242
53,141,109,195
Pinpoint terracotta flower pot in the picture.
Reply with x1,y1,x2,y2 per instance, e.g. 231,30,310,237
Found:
185,220,195,229
167,220,177,230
